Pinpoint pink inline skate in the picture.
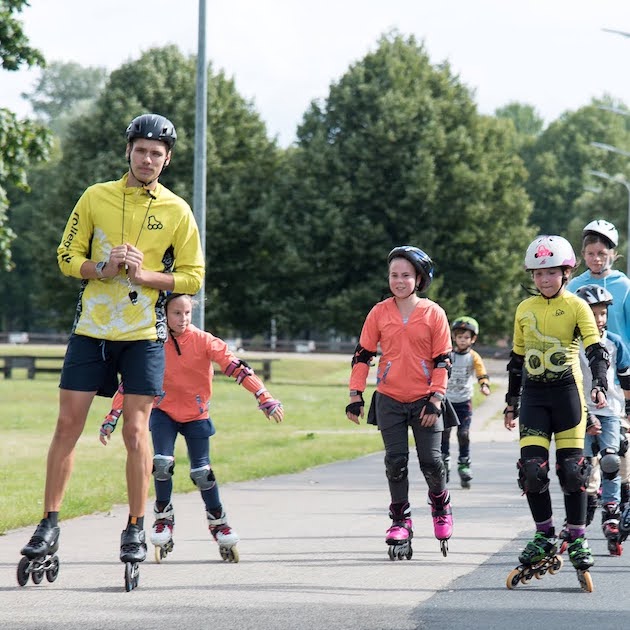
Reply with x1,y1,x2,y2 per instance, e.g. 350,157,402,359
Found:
429,490,453,557
386,501,413,560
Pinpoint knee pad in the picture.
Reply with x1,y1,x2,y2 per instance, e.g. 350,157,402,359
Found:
517,457,550,494
384,454,408,483
420,459,445,489
600,448,621,480
152,455,175,482
556,456,591,494
190,464,216,491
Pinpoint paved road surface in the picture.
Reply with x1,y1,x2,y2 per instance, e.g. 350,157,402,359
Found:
1,369,629,629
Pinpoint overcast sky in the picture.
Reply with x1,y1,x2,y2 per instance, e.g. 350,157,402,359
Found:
2,0,630,145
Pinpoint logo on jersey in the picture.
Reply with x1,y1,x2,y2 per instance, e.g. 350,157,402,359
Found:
147,215,163,230
554,309,564,316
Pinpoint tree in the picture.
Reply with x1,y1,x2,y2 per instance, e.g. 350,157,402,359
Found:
9,45,279,333
495,102,544,137
0,0,50,270
263,32,534,339
522,99,630,235
21,60,108,136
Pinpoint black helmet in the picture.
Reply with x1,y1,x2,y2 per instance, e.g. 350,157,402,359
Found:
387,246,434,292
126,114,177,149
574,284,613,307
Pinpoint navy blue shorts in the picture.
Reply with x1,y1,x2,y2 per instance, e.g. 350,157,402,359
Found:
60,334,165,397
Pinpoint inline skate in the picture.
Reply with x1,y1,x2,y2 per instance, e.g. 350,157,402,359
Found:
566,536,594,592
17,519,60,587
208,509,240,562
601,502,622,556
506,531,563,589
429,490,452,557
619,503,630,543
120,524,146,591
385,501,413,560
457,457,472,489
150,503,175,563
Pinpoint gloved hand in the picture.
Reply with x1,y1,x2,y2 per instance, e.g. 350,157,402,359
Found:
99,409,121,446
346,392,365,424
259,398,284,423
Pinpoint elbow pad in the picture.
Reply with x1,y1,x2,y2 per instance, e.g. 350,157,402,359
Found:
351,343,376,367
585,343,610,391
618,367,630,391
433,354,452,378
507,352,524,397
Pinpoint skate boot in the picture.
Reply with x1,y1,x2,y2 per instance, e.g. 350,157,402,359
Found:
428,490,452,557
208,508,240,562
566,536,594,592
457,457,472,489
120,524,146,592
385,501,413,561
620,503,630,543
601,502,622,556
442,454,451,484
150,503,174,563
507,531,562,589
17,518,61,587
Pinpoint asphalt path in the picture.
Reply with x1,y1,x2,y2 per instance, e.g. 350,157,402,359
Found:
1,367,629,629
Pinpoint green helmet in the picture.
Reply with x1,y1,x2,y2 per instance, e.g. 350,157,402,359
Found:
451,316,479,337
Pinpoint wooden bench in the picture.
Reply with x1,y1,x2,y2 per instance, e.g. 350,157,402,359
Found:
0,355,63,379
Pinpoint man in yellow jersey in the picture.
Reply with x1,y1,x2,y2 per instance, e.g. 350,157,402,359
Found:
19,114,205,572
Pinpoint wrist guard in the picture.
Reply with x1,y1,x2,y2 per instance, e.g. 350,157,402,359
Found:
418,396,442,418
504,394,520,419
346,392,365,417
591,376,608,397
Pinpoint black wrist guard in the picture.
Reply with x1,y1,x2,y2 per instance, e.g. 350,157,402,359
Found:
345,392,365,416
419,397,442,417
591,377,608,397
504,394,520,419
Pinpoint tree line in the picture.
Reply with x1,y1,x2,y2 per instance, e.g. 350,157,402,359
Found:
3,7,630,342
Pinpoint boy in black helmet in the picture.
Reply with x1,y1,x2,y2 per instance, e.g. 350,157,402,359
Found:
18,114,204,584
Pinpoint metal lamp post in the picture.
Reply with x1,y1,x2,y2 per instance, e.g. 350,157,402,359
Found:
587,169,630,276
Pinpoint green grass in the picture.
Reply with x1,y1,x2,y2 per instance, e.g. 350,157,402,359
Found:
0,355,383,534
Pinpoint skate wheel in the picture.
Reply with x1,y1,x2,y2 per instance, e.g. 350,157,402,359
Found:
46,556,60,582
154,546,163,564
17,556,30,587
228,547,239,563
578,570,593,593
387,546,396,561
31,567,44,585
124,562,139,592
559,541,568,555
506,568,521,589
440,539,448,557
405,548,413,560
548,555,563,575
608,541,623,556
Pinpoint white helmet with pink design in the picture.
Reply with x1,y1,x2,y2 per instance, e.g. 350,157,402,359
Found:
524,235,576,271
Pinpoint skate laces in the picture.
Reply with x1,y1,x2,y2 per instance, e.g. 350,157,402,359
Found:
154,519,173,534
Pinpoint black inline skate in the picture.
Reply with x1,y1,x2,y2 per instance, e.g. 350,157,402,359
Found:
506,531,563,589
601,502,623,556
457,457,472,489
17,519,60,587
618,503,630,544
120,524,146,591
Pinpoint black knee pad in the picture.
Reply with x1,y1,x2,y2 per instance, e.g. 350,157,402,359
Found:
517,457,550,494
599,448,621,480
556,456,591,494
420,459,445,489
385,454,409,483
